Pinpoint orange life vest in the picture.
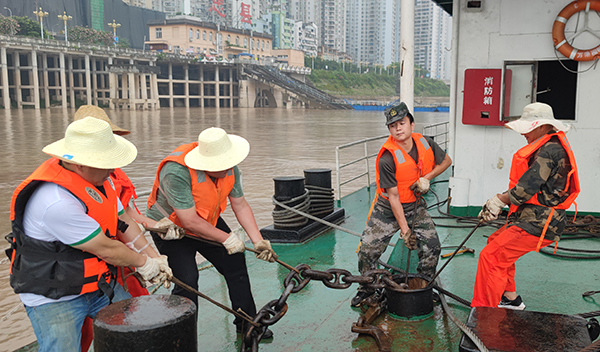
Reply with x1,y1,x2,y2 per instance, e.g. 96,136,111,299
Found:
507,131,580,251
110,168,137,208
8,158,117,299
375,133,435,203
147,142,235,228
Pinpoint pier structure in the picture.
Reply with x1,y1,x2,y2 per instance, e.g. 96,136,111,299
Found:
0,36,340,111
0,35,159,110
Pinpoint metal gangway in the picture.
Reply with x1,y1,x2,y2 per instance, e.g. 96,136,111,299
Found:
242,64,352,110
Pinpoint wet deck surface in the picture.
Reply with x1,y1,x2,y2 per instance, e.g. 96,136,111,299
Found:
151,177,600,351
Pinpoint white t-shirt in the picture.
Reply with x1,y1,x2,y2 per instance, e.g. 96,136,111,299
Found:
19,182,124,307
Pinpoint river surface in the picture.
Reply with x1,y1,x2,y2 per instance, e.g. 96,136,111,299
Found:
0,107,448,351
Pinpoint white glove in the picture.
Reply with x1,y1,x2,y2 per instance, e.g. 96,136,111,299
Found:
155,217,186,241
412,177,430,194
155,255,173,289
478,194,506,222
135,255,162,287
254,240,278,262
222,232,245,255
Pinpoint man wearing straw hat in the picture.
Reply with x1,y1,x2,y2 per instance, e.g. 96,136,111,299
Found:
473,102,580,309
74,105,182,351
7,117,173,351
146,127,277,338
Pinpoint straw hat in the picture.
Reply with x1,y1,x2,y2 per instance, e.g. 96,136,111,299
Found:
184,127,249,172
506,102,570,134
74,105,130,135
43,117,137,169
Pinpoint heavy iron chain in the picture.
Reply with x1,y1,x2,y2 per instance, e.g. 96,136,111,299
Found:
240,264,411,351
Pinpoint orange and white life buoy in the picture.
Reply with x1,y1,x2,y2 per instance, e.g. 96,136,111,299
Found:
552,0,600,61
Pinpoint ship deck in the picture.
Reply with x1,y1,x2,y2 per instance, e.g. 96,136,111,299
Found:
153,177,600,351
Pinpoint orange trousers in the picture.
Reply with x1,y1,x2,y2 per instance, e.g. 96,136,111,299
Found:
471,224,552,307
81,267,148,351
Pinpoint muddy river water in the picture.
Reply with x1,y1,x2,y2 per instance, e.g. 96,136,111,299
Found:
0,107,448,350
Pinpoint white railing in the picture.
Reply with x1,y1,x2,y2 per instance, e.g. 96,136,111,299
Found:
423,121,450,151
335,134,388,202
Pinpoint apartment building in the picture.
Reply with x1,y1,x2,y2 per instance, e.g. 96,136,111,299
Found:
320,0,346,53
145,16,273,59
346,0,397,66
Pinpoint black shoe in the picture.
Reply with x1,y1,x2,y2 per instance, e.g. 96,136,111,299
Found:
432,292,440,303
236,325,274,340
351,290,374,307
498,295,526,310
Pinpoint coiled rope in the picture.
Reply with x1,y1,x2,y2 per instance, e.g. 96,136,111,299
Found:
271,189,310,229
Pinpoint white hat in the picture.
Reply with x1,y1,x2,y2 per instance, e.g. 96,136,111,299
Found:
184,127,249,172
506,102,570,134
43,117,137,169
74,105,130,135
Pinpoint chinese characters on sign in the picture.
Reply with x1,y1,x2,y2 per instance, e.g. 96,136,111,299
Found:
462,69,504,126
241,3,252,24
483,76,493,105
209,0,226,17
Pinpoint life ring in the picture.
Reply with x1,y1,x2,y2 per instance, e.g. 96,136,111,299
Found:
552,0,600,61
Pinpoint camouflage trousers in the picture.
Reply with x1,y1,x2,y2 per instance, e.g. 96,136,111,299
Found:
357,200,441,286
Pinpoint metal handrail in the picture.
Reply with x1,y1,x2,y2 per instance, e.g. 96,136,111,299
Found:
335,134,388,202
423,121,449,151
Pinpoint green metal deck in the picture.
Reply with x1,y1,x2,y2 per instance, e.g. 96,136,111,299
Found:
152,177,599,351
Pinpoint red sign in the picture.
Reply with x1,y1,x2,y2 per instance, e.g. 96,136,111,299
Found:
462,69,505,126
209,0,226,17
241,3,252,24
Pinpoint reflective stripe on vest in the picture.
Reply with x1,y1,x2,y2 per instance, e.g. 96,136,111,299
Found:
376,133,435,203
147,142,235,228
9,158,116,297
508,131,580,212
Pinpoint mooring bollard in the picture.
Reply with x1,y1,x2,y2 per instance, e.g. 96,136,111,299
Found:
93,295,197,352
272,176,309,229
304,168,334,218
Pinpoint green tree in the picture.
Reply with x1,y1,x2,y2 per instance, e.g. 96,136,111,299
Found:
14,16,50,38
117,37,130,48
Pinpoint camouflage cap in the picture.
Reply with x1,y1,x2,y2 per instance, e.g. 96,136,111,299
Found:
384,102,410,126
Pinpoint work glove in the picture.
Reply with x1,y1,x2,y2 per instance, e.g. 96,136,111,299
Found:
401,229,417,250
155,255,173,289
410,177,430,194
253,240,278,262
222,232,245,255
154,217,186,241
478,194,506,222
135,255,162,287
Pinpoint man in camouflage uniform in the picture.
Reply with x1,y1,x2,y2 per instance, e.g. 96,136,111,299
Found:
352,102,452,307
472,102,579,309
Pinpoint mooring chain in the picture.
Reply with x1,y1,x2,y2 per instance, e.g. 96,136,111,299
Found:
241,265,414,351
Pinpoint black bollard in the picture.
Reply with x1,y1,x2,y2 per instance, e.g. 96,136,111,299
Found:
304,169,334,218
272,176,309,229
93,295,197,352
303,168,332,189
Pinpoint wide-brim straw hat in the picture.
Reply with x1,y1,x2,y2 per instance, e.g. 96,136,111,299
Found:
43,117,137,169
506,102,570,134
184,127,249,172
74,105,130,135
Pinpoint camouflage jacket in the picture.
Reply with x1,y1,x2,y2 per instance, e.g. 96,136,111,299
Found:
507,135,572,240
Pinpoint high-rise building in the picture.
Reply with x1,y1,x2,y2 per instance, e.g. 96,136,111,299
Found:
320,0,346,53
413,0,452,80
346,0,397,66
293,21,318,56
123,0,153,9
